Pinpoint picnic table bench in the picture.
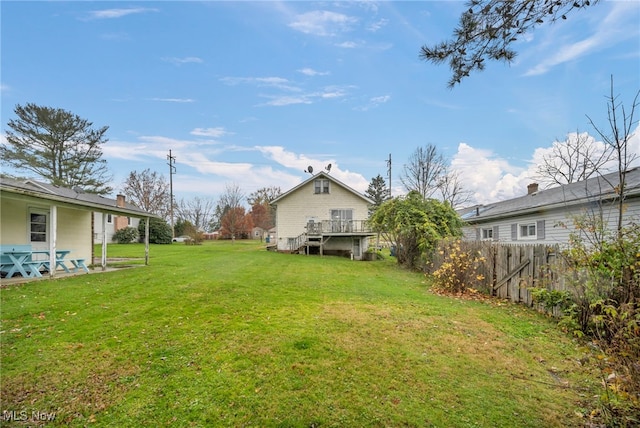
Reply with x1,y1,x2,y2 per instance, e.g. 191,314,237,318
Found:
0,245,43,278
0,245,89,279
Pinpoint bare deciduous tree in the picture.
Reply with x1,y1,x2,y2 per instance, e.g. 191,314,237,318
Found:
535,131,612,188
587,76,639,234
210,183,246,233
121,169,170,220
439,169,473,208
175,196,215,232
247,186,281,206
401,145,447,199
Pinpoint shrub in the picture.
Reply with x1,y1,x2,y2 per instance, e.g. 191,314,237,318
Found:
112,227,139,244
431,239,486,294
138,218,173,244
558,219,640,423
183,223,204,245
369,192,463,270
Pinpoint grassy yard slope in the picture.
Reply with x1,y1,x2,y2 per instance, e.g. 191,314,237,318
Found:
1,241,596,427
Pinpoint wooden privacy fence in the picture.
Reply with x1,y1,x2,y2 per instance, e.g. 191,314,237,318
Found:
428,241,566,308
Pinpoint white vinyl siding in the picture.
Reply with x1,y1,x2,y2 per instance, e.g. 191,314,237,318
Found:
274,178,370,252
462,198,640,245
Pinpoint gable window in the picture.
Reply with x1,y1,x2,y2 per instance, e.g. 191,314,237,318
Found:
519,223,536,240
314,179,329,194
481,228,493,240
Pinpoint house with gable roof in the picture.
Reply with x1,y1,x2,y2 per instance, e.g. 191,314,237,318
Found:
270,171,376,260
460,167,640,244
0,176,156,277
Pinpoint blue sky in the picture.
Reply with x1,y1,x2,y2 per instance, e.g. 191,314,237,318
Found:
2,1,639,206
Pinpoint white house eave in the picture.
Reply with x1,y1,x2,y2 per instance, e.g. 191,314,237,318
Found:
0,188,156,218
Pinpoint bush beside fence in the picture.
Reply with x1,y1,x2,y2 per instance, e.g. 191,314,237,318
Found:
428,240,566,312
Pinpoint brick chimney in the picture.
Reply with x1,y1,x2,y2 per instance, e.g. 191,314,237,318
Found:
115,194,129,231
527,183,539,195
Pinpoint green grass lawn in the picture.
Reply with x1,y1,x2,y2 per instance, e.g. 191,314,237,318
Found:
1,241,598,427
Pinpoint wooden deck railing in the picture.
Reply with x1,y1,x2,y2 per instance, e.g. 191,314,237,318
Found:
307,220,372,235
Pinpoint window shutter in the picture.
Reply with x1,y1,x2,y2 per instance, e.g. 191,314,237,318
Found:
493,226,499,241
511,224,517,241
476,228,481,241
537,220,545,240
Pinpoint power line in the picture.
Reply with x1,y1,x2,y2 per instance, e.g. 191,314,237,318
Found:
167,150,176,238
386,153,392,198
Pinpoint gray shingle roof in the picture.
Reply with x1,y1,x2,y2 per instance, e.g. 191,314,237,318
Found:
0,176,155,217
462,167,640,222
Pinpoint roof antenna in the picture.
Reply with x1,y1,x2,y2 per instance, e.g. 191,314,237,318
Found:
325,163,332,173
304,165,314,174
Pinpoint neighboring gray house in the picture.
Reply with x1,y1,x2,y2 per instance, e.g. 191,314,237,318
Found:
271,172,376,260
460,167,640,244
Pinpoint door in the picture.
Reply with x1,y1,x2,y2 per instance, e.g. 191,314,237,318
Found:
352,238,361,259
28,208,49,259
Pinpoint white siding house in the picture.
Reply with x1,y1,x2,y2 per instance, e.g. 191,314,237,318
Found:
271,172,375,260
93,195,141,243
460,168,640,245
1,177,155,277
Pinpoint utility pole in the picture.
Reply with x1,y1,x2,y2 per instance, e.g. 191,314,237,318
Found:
167,150,176,238
386,153,392,198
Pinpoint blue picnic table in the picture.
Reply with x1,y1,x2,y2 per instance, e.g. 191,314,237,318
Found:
1,246,89,279
1,249,43,278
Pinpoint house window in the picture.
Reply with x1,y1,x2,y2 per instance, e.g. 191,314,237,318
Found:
30,212,47,242
314,179,329,194
519,223,536,239
481,228,493,240
127,217,131,226
330,209,353,232
107,214,112,224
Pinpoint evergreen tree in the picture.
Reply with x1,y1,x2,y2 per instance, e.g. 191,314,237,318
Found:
2,103,113,194
365,174,390,213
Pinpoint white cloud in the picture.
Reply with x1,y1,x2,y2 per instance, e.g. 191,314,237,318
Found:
190,127,231,138
162,57,204,66
525,2,640,76
298,68,330,77
453,125,640,206
84,8,158,20
254,145,368,192
355,94,391,111
261,95,313,107
452,143,530,205
335,41,358,49
220,76,301,92
367,18,388,32
150,98,195,103
289,10,357,37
